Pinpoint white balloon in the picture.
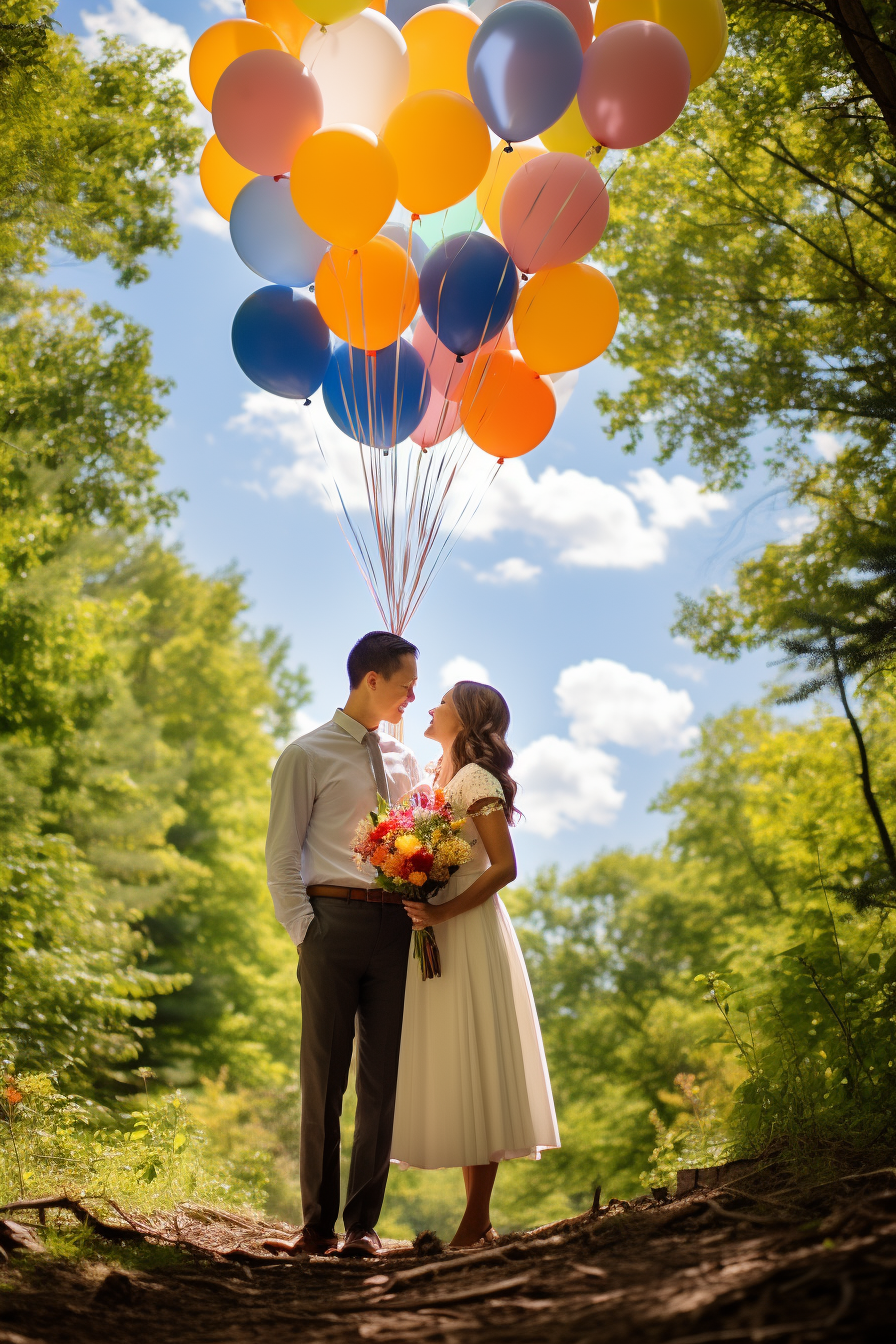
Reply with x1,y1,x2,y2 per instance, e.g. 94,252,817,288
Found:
301,11,409,135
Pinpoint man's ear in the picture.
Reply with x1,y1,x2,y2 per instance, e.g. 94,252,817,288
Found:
365,670,379,691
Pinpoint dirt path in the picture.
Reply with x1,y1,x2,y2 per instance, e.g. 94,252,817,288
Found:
1,1167,894,1343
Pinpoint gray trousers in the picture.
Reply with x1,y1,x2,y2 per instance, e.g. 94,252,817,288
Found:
297,896,411,1233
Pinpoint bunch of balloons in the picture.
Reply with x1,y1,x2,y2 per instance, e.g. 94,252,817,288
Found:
192,0,728,465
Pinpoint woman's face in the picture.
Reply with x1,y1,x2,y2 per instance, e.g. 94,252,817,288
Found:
424,686,463,746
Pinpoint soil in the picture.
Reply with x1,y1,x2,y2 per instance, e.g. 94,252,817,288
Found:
1,1163,895,1343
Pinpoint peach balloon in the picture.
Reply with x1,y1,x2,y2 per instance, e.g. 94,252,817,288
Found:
412,316,511,402
514,263,619,373
500,152,608,273
315,238,419,353
476,142,544,242
199,135,257,220
212,49,323,176
460,350,556,457
189,18,285,111
411,394,463,448
578,21,690,150
245,0,314,55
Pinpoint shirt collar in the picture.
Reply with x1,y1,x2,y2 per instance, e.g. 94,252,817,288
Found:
333,708,373,744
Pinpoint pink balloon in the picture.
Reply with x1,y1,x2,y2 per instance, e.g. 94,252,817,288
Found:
212,49,323,176
500,152,608,273
412,316,511,404
494,0,592,52
577,21,690,150
411,393,463,448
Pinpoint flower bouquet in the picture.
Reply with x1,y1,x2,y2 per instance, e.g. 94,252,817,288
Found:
352,788,472,980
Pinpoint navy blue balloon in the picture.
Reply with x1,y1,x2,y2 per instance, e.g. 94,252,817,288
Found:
323,339,431,448
467,1,583,143
232,287,331,399
419,232,518,356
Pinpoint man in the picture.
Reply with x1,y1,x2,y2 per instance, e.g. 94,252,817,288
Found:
264,631,421,1258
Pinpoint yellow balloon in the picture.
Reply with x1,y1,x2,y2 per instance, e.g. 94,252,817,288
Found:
540,97,608,164
593,0,728,90
301,0,367,24
403,4,481,99
291,126,398,249
514,263,619,373
199,136,257,220
384,91,490,216
476,143,543,243
244,0,314,56
189,18,285,111
315,237,419,352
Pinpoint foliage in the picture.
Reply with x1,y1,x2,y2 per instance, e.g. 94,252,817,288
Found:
0,1070,266,1211
0,2,202,285
598,0,896,491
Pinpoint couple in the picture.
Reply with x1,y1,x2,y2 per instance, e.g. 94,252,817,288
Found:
264,631,559,1257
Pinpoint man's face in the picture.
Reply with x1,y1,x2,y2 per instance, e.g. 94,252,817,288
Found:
376,654,418,723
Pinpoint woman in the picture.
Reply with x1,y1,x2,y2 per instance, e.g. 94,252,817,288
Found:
390,680,560,1246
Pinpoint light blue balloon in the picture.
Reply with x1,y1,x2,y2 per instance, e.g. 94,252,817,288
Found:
467,0,583,143
385,0,436,29
230,177,329,288
380,224,430,275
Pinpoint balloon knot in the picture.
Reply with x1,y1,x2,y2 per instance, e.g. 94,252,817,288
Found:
502,142,513,154
521,273,529,281
303,398,311,406
421,446,428,454
411,213,420,222
455,354,463,364
320,23,327,32
309,283,314,291
273,173,285,182
497,457,505,465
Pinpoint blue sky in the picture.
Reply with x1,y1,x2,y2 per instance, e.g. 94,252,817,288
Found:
52,0,814,876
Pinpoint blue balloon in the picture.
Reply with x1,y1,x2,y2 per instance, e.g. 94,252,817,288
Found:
418,232,518,356
467,1,583,143
323,339,431,448
385,0,433,30
232,287,331,399
230,176,329,288
380,223,430,276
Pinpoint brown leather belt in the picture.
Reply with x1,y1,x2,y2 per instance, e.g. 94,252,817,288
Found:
307,884,406,906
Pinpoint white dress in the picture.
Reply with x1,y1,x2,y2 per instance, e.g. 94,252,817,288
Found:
390,764,560,1169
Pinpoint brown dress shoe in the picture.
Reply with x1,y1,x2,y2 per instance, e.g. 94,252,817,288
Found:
261,1225,338,1256
337,1227,384,1258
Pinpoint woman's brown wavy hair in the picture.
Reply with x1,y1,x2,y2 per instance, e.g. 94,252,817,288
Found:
447,681,520,824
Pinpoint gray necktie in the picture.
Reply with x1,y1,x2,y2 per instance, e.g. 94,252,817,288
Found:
364,730,391,806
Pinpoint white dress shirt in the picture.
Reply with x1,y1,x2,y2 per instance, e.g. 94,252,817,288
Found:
266,709,421,945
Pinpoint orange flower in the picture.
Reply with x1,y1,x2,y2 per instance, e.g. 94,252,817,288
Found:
370,845,390,866
407,871,427,887
5,1085,22,1106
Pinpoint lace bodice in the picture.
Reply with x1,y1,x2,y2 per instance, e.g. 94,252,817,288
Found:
444,763,505,818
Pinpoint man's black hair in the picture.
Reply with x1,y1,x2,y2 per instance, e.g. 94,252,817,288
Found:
347,631,419,689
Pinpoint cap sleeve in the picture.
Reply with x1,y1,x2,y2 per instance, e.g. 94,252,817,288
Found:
454,764,505,816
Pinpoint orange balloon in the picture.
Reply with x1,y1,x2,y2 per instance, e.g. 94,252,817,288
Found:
245,0,314,55
384,91,490,215
199,135,257,219
476,142,544,242
189,18,285,111
291,126,397,248
514,263,619,373
369,0,387,11
403,4,481,99
460,350,556,457
315,237,419,352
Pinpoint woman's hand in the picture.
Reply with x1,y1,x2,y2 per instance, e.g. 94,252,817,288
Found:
403,899,449,930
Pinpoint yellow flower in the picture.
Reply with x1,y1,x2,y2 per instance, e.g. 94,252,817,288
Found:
407,871,427,887
450,819,465,831
395,833,422,856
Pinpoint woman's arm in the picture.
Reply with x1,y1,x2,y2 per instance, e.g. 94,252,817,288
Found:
402,799,517,929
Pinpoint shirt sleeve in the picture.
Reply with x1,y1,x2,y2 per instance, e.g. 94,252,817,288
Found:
265,744,316,946
457,765,505,814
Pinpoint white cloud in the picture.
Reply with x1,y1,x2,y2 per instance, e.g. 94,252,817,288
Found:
293,709,322,738
777,510,814,544
669,663,705,684
514,736,624,837
514,658,697,837
202,0,244,13
556,658,698,753
465,462,728,570
812,431,842,463
440,656,490,688
475,557,541,585
173,176,230,238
